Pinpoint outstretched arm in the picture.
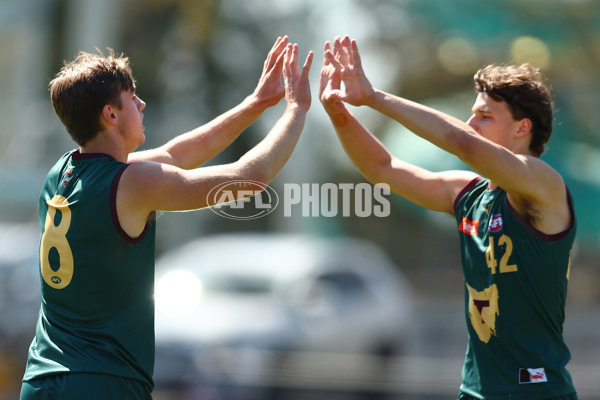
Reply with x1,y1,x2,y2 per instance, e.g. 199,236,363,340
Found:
117,44,313,237
319,40,476,214
128,36,290,169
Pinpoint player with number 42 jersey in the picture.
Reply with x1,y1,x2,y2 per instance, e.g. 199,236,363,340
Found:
455,177,576,399
319,35,578,400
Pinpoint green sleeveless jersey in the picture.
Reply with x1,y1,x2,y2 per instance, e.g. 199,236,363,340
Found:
454,177,576,399
23,150,156,390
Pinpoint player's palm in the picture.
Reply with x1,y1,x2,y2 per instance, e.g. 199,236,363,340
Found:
339,65,373,107
333,36,374,107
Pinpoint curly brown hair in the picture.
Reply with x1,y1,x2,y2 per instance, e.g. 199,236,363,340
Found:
474,64,553,157
49,48,136,146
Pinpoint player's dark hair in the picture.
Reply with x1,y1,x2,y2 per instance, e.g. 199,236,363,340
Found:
474,64,552,157
49,48,136,146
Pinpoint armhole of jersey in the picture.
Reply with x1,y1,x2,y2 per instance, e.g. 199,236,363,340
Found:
505,185,576,243
453,177,483,214
110,164,150,245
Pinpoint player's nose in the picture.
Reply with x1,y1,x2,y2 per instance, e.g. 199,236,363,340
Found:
466,115,478,132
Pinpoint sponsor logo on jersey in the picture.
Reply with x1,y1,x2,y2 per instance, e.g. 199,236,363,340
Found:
459,217,479,235
61,166,74,188
519,367,548,384
488,214,503,232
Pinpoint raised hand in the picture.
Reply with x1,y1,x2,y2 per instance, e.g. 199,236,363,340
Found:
282,43,313,112
326,36,375,107
319,40,347,116
251,36,289,108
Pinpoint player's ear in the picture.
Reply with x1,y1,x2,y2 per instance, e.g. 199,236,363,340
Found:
100,104,118,127
515,118,532,138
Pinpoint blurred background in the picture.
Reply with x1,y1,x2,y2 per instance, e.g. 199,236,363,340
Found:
1,0,599,398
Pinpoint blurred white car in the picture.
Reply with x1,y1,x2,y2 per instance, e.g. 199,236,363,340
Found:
153,233,414,397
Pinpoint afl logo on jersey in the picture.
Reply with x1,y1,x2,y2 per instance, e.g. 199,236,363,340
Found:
488,214,503,232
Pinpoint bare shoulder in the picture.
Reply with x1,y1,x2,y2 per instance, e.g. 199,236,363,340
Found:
116,161,177,238
119,161,175,201
507,155,572,235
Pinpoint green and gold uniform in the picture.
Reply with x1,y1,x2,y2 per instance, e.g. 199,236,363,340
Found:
22,150,156,399
454,177,577,400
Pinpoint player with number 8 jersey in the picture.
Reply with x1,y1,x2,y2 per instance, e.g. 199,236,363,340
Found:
25,149,156,390
455,177,576,399
21,38,313,399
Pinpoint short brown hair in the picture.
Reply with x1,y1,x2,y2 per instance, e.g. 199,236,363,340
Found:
49,48,136,146
474,64,553,157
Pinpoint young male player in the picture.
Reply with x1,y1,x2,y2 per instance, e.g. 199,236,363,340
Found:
319,35,577,399
21,37,312,399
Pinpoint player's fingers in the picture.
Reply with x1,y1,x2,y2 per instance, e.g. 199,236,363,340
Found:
338,35,351,65
264,36,289,71
350,39,363,68
301,51,314,78
275,49,286,74
289,43,300,76
324,88,344,102
323,41,332,66
342,35,351,50
283,44,300,81
324,50,344,72
272,36,289,57
345,36,357,65
333,36,344,61
267,45,286,79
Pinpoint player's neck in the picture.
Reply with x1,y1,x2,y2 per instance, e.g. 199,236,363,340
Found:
80,131,129,163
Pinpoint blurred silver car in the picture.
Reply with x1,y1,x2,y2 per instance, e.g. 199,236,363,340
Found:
0,223,40,346
153,233,414,398
0,223,41,397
